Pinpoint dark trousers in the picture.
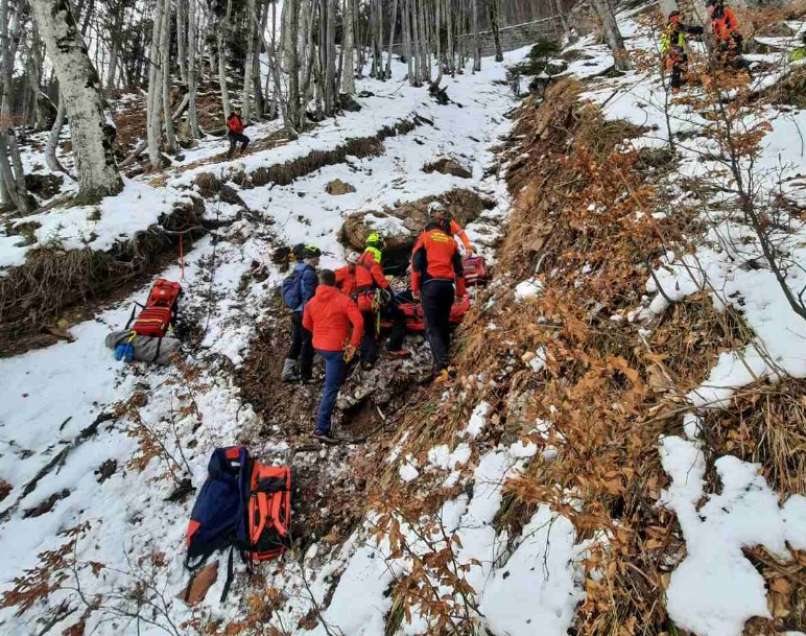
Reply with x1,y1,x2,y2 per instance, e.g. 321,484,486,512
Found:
227,132,249,157
360,311,378,365
315,350,346,434
288,312,313,378
422,280,455,371
668,52,687,89
384,303,406,352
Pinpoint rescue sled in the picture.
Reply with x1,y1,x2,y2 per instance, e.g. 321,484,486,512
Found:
383,294,471,333
462,255,489,286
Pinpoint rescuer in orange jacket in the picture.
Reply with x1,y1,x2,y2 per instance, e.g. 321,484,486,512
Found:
411,222,466,375
428,201,474,254
303,270,364,443
706,0,743,60
226,110,249,159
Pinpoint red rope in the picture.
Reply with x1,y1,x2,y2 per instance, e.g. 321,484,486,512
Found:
179,233,185,280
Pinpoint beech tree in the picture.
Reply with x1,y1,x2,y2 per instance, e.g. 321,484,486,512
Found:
28,0,122,200
591,0,630,71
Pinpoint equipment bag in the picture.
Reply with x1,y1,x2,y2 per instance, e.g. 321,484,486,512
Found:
246,463,292,562
185,446,292,602
462,256,489,286
387,295,471,333
127,278,182,338
281,269,305,309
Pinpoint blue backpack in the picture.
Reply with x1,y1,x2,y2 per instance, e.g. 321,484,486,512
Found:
281,267,305,309
185,446,250,601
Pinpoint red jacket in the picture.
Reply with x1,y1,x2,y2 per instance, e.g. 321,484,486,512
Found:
335,265,358,297
302,285,364,352
411,228,465,296
712,6,739,42
356,251,389,291
227,114,244,134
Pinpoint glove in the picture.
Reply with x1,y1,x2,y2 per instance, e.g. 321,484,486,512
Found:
456,278,466,299
344,344,357,363
114,342,134,363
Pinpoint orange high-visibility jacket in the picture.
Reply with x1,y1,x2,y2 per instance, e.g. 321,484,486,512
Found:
712,7,740,42
411,228,465,296
356,251,390,290
302,285,364,352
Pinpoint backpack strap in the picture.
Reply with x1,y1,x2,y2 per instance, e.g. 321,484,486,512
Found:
220,545,236,603
124,302,144,330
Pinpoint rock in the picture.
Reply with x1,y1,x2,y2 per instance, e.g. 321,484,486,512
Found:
219,183,248,208
423,157,472,179
325,179,357,195
182,562,218,607
0,480,11,503
22,489,71,518
339,189,495,269
339,93,362,112
95,459,117,483
24,173,64,199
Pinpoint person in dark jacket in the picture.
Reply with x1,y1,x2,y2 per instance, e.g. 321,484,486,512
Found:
226,110,249,158
411,222,466,376
303,270,364,443
282,244,320,383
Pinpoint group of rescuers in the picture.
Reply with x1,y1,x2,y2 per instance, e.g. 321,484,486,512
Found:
660,0,747,90
281,202,474,444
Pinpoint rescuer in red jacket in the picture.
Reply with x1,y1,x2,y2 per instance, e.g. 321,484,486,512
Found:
226,110,250,159
303,269,364,443
707,0,743,62
411,222,466,376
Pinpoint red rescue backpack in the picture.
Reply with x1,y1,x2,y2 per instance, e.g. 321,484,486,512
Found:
462,256,489,286
185,446,292,603
128,279,182,338
389,294,471,333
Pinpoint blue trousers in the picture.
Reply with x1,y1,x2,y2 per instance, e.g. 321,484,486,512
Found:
315,349,347,434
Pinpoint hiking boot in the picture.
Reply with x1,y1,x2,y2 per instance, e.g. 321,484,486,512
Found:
312,430,338,445
281,358,300,382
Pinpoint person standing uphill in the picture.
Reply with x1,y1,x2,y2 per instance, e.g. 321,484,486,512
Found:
411,222,466,376
303,270,364,444
226,110,249,158
281,244,320,383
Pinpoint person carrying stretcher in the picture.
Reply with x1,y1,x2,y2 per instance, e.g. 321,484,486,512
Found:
411,222,466,377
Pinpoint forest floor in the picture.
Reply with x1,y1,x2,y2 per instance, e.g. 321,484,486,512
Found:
1,3,806,636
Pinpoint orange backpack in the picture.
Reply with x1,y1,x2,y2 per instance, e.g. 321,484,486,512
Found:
246,462,292,562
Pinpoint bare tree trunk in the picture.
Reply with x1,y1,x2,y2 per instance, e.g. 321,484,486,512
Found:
147,0,165,167
325,0,337,111
176,0,188,83
187,0,201,137
403,0,413,83
46,94,69,174
471,0,481,72
29,0,122,200
283,0,301,127
445,0,454,76
489,0,503,62
106,0,126,89
342,0,356,93
591,0,630,71
217,0,233,117
243,0,257,120
416,0,429,81
162,0,178,156
384,0,399,80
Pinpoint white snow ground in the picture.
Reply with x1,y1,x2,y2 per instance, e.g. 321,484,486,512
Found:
0,50,531,635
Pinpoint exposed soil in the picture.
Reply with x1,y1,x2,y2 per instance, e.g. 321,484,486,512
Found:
0,197,208,357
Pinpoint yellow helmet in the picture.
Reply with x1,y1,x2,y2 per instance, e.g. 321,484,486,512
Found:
366,232,385,249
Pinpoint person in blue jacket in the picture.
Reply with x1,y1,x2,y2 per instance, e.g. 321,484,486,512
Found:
282,244,321,382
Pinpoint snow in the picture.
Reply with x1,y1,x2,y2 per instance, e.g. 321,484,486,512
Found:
514,277,543,301
461,401,491,439
659,436,806,636
480,506,582,636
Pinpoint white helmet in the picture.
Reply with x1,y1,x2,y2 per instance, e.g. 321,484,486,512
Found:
428,201,445,214
345,251,360,265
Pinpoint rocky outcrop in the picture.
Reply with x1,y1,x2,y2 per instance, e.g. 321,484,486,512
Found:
326,179,357,195
423,157,473,179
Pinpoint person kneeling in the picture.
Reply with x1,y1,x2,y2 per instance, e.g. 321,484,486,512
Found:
303,270,364,444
